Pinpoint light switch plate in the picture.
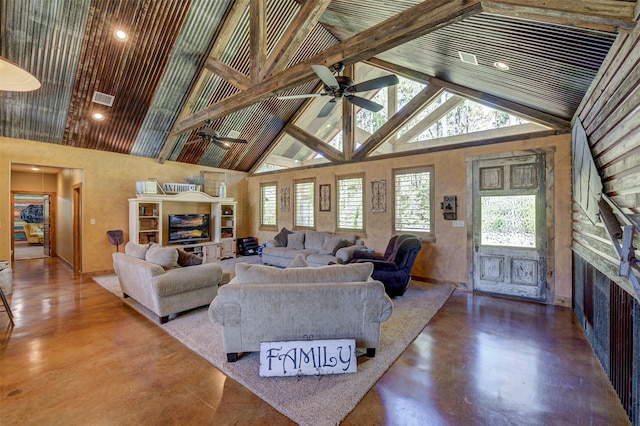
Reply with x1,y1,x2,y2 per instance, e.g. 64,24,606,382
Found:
452,220,464,228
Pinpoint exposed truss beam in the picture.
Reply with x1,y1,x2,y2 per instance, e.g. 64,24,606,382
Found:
204,58,250,91
342,64,356,160
157,0,249,163
393,95,466,145
482,0,637,32
284,124,344,163
249,0,266,83
431,77,570,130
170,0,483,136
353,83,445,160
260,0,333,79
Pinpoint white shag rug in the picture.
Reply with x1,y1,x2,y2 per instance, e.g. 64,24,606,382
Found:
93,261,453,426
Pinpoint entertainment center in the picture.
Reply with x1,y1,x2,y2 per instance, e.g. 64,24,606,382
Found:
129,191,236,262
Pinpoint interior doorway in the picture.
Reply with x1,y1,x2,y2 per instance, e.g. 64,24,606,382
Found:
11,192,55,261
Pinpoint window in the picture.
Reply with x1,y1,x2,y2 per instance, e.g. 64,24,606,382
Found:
260,182,277,230
294,179,315,229
337,174,364,231
393,165,434,239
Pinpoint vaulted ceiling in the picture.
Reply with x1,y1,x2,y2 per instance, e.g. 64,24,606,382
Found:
1,0,636,174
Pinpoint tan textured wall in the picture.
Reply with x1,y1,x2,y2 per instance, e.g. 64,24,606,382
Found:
1,137,248,274
248,134,573,304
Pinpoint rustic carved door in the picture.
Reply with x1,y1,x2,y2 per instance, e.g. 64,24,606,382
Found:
472,154,547,301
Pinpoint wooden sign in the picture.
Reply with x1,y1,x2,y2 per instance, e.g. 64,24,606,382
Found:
259,339,357,377
162,182,196,193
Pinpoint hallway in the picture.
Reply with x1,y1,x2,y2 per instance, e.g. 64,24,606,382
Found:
0,258,631,425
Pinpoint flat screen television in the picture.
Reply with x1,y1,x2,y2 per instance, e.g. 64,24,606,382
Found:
167,213,210,244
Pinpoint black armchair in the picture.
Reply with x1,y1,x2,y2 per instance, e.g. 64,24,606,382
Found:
355,235,422,298
351,234,414,262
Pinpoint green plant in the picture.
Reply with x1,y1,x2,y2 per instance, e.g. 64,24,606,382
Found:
184,175,204,185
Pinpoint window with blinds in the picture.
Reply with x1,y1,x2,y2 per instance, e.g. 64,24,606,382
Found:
337,174,364,231
294,179,315,229
393,166,434,238
260,182,277,229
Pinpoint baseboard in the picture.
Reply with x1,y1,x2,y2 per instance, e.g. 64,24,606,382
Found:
553,295,572,308
412,275,467,289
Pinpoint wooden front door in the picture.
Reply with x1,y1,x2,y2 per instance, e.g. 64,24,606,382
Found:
471,154,547,301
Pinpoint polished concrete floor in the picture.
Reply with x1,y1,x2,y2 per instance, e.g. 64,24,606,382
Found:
0,257,631,425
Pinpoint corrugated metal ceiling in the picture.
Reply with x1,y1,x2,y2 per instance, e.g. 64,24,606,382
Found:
0,0,631,173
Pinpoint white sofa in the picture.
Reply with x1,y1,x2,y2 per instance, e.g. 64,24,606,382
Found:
113,243,230,324
208,262,393,362
261,228,366,267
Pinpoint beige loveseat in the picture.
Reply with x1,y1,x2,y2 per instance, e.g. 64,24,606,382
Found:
113,242,230,324
261,228,366,267
208,262,393,362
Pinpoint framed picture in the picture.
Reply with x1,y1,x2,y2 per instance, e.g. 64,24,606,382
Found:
319,184,331,211
371,179,386,212
280,187,290,212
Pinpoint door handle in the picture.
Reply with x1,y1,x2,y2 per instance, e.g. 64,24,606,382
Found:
474,243,479,253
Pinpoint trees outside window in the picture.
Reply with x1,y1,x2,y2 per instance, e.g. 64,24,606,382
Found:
294,179,315,229
393,165,434,239
260,182,277,230
337,174,364,231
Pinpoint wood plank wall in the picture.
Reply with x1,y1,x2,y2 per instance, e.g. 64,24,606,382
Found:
572,22,640,301
572,20,640,425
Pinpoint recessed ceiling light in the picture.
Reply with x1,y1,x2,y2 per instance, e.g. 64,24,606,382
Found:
114,30,128,42
92,112,105,121
494,61,510,71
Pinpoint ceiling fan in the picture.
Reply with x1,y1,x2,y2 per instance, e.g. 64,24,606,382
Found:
190,120,248,150
278,63,399,118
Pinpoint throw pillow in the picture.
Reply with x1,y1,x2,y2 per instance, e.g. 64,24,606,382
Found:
304,230,327,250
125,242,150,259
235,262,374,284
287,232,305,250
342,234,357,245
287,254,309,268
177,249,203,266
319,237,348,255
273,227,293,247
145,244,179,269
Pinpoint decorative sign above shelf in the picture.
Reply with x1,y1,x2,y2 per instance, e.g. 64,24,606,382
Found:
163,182,197,194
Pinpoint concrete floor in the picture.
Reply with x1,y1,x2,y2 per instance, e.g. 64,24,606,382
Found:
0,257,631,425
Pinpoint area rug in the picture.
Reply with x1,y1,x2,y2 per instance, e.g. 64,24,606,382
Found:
93,268,453,425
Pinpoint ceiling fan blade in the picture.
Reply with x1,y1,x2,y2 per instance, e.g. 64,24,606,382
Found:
318,99,339,118
278,93,324,100
311,64,340,89
217,137,248,144
346,96,384,113
211,139,230,150
350,74,399,93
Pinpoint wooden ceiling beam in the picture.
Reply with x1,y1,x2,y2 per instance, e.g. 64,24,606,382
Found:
431,77,571,130
157,0,249,163
260,0,333,80
249,0,266,84
204,58,250,91
364,58,433,84
171,0,483,136
392,95,466,145
481,0,637,32
284,124,344,163
352,82,446,160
